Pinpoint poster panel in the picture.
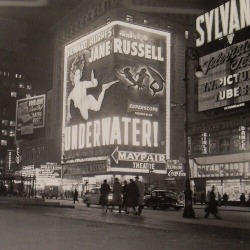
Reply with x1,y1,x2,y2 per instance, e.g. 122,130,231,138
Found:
62,21,170,166
16,94,46,134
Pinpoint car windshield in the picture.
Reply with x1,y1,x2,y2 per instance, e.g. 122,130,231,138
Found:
156,191,177,197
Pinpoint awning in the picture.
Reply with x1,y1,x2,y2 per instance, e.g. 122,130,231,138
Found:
194,152,250,165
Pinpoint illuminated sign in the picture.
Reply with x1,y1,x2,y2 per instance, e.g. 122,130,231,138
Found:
16,94,45,134
196,0,250,47
198,38,250,111
111,147,165,164
36,168,62,179
62,21,170,165
239,126,246,150
63,161,107,175
16,145,21,164
201,132,208,154
167,169,186,177
6,150,15,173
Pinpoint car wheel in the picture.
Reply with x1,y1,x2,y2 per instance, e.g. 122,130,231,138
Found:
151,205,157,210
86,203,90,207
174,207,181,211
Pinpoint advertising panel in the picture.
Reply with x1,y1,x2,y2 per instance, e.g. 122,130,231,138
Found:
16,94,45,135
198,38,250,111
196,0,250,47
5,150,16,173
62,21,170,170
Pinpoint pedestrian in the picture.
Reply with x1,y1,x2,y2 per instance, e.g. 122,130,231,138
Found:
122,180,128,212
248,194,250,210
125,179,139,215
217,192,222,207
111,178,123,213
204,186,222,219
222,192,228,207
193,192,197,205
200,190,206,206
100,180,111,212
134,175,145,215
240,193,246,206
73,188,79,203
206,191,210,205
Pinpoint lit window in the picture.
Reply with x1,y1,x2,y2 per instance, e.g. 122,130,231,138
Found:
15,73,18,78
27,84,32,90
9,121,15,127
1,140,7,146
144,19,149,25
2,120,8,126
9,130,15,137
185,30,189,40
19,74,22,79
1,130,7,136
19,83,25,88
126,15,134,22
11,92,17,97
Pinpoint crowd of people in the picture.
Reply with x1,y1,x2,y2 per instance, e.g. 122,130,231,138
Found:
99,176,145,215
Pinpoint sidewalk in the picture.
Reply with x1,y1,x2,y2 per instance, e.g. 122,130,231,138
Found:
0,197,250,212
193,204,250,212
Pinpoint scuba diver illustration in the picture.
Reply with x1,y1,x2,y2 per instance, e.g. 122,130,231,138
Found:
118,67,149,89
118,66,165,96
147,66,165,96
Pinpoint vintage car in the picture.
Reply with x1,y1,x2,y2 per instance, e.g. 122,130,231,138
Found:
143,190,184,210
83,187,113,207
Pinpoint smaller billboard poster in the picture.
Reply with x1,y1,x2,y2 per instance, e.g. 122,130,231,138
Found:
36,168,62,179
16,95,45,134
198,38,250,112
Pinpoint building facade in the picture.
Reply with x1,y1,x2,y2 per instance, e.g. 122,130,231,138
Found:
189,0,250,201
50,0,203,192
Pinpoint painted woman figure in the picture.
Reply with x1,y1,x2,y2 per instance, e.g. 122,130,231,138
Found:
67,53,119,122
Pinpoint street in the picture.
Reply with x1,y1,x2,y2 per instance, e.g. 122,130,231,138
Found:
0,203,249,250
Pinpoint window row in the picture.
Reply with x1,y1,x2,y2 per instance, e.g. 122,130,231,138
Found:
190,126,250,156
1,129,15,137
2,120,15,127
0,71,25,79
22,146,45,160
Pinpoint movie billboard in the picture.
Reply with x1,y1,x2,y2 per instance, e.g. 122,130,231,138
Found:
198,38,250,112
16,95,45,135
62,21,170,167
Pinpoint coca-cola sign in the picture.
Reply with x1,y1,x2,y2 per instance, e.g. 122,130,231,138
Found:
167,169,186,178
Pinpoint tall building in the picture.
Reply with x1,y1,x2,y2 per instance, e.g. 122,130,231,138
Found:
189,0,250,201
0,17,33,178
49,0,207,192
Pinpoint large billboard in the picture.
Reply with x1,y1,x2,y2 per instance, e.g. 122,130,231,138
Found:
62,21,170,170
198,38,250,112
16,94,46,135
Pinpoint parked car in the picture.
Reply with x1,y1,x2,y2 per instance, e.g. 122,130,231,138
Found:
143,190,184,210
83,187,113,207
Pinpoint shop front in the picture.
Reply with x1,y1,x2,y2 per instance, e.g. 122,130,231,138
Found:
190,156,250,201
62,155,167,195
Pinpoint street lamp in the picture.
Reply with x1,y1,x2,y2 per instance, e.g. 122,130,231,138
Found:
183,47,203,218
